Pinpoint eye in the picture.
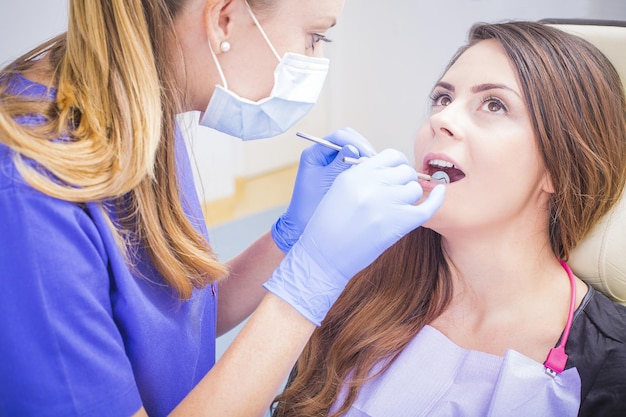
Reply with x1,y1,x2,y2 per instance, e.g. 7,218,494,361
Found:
430,91,452,107
310,33,332,51
481,96,508,113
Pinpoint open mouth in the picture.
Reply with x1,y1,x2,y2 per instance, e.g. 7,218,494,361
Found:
427,159,466,183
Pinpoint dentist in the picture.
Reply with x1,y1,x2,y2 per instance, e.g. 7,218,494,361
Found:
0,1,444,416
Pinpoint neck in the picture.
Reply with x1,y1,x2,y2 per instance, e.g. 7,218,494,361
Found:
429,218,585,361
441,224,564,314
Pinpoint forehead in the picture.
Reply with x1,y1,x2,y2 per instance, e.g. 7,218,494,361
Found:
269,0,345,26
442,39,520,90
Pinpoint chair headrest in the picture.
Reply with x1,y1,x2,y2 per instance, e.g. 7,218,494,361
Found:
569,192,626,304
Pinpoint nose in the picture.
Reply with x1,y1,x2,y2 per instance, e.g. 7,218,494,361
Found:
439,126,453,136
429,106,462,141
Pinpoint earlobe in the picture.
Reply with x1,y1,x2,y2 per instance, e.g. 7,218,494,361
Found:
204,0,235,52
541,170,555,194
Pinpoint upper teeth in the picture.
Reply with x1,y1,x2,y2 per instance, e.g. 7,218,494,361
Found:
429,159,454,168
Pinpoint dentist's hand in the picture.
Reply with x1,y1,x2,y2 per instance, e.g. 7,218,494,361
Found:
272,128,376,253
264,149,446,325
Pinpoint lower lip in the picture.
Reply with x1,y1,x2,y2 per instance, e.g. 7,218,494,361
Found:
419,178,444,191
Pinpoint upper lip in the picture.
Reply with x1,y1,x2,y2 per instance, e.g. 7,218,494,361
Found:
422,153,463,176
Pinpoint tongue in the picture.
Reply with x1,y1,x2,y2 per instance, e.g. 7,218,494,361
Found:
439,166,465,183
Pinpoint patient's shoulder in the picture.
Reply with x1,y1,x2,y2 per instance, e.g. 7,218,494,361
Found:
565,287,626,415
580,286,626,342
572,288,626,416
566,286,626,375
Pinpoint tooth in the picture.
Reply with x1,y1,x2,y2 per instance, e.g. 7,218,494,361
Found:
428,159,453,168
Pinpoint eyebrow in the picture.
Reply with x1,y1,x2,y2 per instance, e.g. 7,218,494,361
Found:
435,81,521,98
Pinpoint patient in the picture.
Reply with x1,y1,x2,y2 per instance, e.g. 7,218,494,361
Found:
271,21,626,417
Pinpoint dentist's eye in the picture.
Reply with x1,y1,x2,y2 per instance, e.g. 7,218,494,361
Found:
311,33,332,50
481,96,508,113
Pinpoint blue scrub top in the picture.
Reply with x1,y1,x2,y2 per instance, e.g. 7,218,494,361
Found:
0,76,218,416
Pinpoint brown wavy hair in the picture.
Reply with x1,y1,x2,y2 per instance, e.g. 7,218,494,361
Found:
272,21,626,416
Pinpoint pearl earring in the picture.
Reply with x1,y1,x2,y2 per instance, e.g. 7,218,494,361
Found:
220,41,231,53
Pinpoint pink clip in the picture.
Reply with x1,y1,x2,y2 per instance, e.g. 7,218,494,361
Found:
544,346,568,377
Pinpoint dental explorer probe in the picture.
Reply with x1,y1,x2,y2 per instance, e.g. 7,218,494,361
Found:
295,131,449,183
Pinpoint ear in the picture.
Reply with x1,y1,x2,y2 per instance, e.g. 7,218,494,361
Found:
204,0,236,53
541,169,555,194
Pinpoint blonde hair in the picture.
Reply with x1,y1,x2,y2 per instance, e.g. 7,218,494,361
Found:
0,0,228,298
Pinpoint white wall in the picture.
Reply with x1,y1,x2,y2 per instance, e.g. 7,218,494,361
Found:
2,0,625,202
0,1,68,67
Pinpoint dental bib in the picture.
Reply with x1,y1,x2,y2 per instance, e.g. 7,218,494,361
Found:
330,262,582,417
330,326,581,417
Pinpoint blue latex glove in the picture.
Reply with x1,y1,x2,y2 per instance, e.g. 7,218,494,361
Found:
264,149,446,325
272,128,376,253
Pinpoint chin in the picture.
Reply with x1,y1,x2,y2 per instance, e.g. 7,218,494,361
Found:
421,202,460,237
421,210,443,232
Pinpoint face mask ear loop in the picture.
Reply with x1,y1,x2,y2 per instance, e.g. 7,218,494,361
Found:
244,0,282,62
208,41,229,90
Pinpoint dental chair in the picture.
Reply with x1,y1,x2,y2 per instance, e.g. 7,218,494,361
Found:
540,19,626,305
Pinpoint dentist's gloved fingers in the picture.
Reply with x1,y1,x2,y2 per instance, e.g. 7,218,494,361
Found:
393,184,446,229
265,154,446,325
416,184,446,212
301,142,360,168
301,142,336,166
332,144,361,168
376,164,420,187
342,150,418,188
325,127,377,157
271,139,361,253
386,181,424,204
354,148,410,169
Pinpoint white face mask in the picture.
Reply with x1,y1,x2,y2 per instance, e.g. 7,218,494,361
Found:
200,1,330,140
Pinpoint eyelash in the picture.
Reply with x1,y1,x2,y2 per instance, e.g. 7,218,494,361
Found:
311,33,332,50
481,96,508,113
429,91,451,107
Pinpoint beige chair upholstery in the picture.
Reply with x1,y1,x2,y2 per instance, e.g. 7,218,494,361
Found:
541,19,626,304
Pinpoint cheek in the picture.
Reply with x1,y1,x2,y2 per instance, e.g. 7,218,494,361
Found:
265,21,308,56
413,123,431,166
471,128,537,185
471,144,545,213
273,37,302,55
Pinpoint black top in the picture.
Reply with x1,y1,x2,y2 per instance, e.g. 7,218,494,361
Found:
565,285,626,416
